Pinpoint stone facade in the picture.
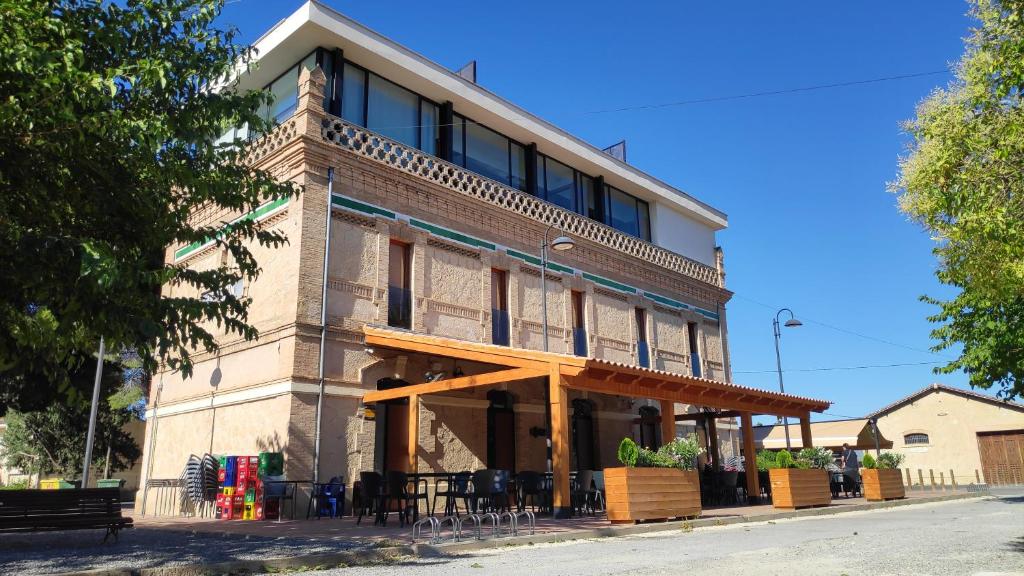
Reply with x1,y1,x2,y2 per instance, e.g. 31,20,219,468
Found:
136,65,736,512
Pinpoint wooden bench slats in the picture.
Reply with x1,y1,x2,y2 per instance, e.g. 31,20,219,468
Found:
0,488,132,541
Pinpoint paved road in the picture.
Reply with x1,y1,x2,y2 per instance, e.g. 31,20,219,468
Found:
290,490,1024,576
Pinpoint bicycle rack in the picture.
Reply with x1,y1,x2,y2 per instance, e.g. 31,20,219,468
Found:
512,510,536,535
412,516,439,542
498,511,517,536
436,515,460,542
457,514,483,540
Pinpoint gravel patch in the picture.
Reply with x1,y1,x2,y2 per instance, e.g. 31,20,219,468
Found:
0,527,370,575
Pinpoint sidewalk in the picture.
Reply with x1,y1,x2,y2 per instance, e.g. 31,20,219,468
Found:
4,489,982,576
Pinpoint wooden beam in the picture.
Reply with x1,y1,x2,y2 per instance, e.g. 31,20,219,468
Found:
800,413,813,448
569,377,813,418
407,394,419,473
740,412,760,503
660,400,676,444
549,363,571,518
676,410,743,421
364,326,582,372
363,367,545,403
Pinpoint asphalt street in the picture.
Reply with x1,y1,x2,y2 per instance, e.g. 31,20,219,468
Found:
283,489,1024,576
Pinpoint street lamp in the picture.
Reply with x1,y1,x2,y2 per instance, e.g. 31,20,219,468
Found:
773,308,802,450
541,224,575,352
540,223,575,488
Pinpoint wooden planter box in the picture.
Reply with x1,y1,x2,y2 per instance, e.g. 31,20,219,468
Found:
769,469,831,509
861,468,906,501
604,467,701,523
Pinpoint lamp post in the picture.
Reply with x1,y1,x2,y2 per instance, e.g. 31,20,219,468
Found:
540,223,574,481
772,309,802,450
540,223,575,352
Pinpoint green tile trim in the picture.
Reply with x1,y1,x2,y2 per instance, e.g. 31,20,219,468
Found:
174,196,290,261
582,272,637,295
410,219,496,251
332,195,396,219
643,291,688,310
328,194,719,323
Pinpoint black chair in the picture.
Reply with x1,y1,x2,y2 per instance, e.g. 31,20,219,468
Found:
433,472,472,517
406,476,429,521
380,471,414,527
515,471,548,513
356,472,383,525
842,473,861,498
758,470,772,499
471,469,511,513
571,470,598,516
717,471,739,505
736,471,748,503
830,472,844,498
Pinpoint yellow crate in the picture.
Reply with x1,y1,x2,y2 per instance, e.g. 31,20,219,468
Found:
242,504,255,520
40,479,74,490
222,487,235,496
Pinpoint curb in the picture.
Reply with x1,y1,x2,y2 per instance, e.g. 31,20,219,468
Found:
421,491,986,555
57,545,415,576
56,492,985,575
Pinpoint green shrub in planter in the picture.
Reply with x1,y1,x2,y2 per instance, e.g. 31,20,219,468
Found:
756,450,777,472
862,454,877,469
876,452,905,470
617,437,640,467
797,447,835,470
775,450,794,469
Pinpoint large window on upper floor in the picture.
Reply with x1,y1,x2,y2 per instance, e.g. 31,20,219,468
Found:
607,185,651,242
451,114,528,192
341,62,439,152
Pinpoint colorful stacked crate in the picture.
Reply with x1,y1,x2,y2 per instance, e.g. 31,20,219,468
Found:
236,456,261,520
257,452,284,520
216,456,240,520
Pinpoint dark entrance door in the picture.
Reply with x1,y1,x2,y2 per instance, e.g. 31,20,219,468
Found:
487,391,516,471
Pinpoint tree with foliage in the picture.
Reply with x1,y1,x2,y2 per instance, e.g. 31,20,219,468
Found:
0,0,299,412
893,0,1024,399
1,357,143,480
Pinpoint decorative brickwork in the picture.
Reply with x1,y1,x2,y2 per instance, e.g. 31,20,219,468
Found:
322,118,723,288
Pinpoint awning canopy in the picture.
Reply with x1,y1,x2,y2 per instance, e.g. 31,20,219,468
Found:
361,326,830,418
752,418,893,451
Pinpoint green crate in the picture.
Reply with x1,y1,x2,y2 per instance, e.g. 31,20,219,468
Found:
40,479,76,489
97,478,125,489
258,452,283,476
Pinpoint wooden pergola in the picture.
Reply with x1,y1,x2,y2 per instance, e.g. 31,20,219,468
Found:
361,326,830,515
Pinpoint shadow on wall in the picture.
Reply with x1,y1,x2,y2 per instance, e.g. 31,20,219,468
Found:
256,431,285,454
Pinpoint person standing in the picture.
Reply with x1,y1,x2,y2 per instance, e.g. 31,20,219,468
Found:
841,442,861,496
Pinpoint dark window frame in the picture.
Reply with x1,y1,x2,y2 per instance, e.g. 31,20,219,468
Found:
904,433,930,445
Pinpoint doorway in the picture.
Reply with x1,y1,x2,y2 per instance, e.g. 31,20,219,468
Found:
487,390,516,471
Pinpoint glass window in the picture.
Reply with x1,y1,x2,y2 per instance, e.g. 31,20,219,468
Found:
608,185,640,237
904,433,929,445
544,157,576,211
367,74,418,148
637,199,651,241
452,115,465,167
341,63,366,125
320,51,335,112
510,142,527,192
268,65,299,123
465,120,511,184
420,100,439,155
580,175,600,220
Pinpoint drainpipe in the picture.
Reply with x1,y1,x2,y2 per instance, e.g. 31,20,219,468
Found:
313,167,335,485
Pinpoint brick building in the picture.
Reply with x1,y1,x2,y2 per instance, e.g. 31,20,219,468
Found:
137,2,828,513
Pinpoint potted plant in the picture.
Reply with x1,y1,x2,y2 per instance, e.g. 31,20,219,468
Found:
604,435,703,523
861,452,906,501
767,447,833,509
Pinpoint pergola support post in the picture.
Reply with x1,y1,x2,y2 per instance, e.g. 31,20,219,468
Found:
799,413,813,449
660,400,676,444
549,364,571,518
407,394,419,473
740,412,760,503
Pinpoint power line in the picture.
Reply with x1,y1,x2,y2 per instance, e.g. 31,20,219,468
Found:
584,69,949,114
731,293,956,361
733,360,944,375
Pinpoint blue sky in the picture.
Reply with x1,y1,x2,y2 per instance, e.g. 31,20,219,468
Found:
221,0,978,422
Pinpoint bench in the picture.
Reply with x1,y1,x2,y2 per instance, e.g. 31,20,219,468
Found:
0,487,133,542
